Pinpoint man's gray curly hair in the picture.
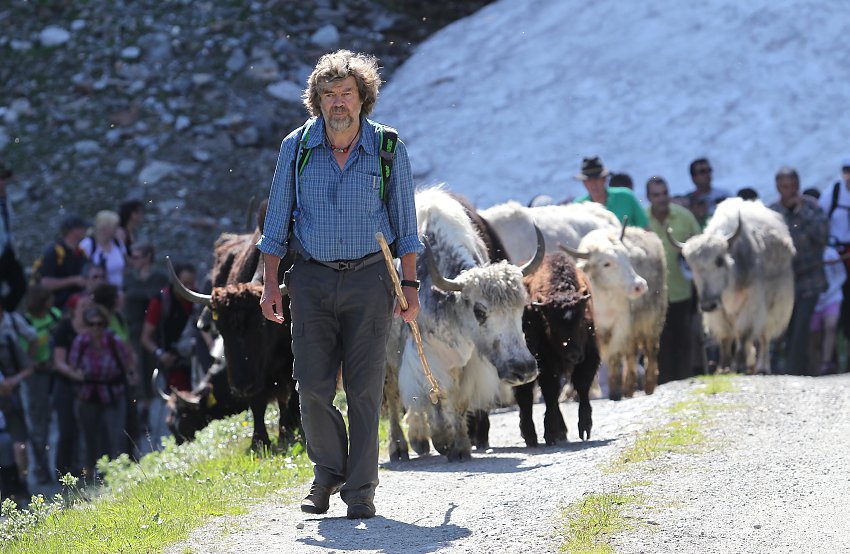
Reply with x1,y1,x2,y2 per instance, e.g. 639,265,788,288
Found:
303,50,382,118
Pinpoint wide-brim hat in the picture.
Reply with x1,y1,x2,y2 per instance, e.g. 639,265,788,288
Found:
575,156,610,181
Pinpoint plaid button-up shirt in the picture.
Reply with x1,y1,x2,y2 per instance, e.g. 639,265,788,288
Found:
257,116,423,262
770,196,829,298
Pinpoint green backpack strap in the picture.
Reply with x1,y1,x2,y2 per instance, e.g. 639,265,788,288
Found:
295,120,315,177
377,125,398,202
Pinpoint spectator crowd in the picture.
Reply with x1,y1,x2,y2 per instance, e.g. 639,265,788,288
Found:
0,162,207,503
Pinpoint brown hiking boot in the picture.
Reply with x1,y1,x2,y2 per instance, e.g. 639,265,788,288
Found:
300,482,340,514
346,498,376,519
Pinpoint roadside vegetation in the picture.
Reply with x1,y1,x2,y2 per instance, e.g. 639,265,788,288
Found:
0,392,392,554
559,375,738,553
0,408,312,554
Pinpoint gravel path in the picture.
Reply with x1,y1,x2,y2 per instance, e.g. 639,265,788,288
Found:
168,375,850,553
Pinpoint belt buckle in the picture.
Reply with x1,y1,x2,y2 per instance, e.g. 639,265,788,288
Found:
337,260,355,271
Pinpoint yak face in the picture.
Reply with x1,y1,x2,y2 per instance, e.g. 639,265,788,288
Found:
211,284,278,398
448,262,538,386
527,294,591,366
166,388,212,444
575,230,647,301
682,234,735,313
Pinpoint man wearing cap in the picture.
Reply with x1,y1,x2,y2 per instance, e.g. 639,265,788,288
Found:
0,162,27,312
35,215,90,310
573,156,648,228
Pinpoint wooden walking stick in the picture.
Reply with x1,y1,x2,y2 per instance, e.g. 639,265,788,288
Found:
375,232,441,404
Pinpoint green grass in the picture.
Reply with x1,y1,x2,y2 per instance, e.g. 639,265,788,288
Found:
559,375,740,551
560,490,645,554
1,393,394,554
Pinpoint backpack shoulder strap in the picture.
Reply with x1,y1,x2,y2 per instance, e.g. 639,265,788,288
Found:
105,332,126,375
830,181,841,219
376,124,398,203
295,119,316,177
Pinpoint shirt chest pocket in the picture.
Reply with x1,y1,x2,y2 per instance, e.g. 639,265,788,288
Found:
346,171,382,214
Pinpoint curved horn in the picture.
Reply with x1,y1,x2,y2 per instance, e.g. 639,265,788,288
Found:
152,368,170,402
519,225,546,276
723,212,742,245
166,256,212,308
619,215,629,242
558,243,590,260
665,227,686,252
423,236,464,292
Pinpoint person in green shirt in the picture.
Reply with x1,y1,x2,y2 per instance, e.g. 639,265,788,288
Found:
646,176,703,384
573,156,649,228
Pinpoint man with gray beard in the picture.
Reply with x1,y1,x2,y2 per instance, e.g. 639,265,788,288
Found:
258,50,422,519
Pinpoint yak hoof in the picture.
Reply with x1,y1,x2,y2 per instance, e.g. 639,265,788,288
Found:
523,436,539,448
251,436,272,453
447,447,472,462
411,438,431,456
389,443,410,462
608,391,623,401
473,439,490,451
579,427,591,441
544,433,568,447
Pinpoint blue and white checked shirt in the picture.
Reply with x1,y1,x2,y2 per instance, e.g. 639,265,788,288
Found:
257,116,423,262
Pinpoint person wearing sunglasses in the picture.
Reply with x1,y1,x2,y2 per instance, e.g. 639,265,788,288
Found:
685,158,731,219
68,304,136,483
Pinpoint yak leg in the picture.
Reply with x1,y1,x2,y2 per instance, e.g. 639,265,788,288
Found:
573,338,600,441
539,369,568,446
279,388,301,445
383,371,409,461
607,356,624,401
622,354,638,398
514,381,538,447
466,410,490,451
718,337,735,374
642,338,660,395
250,397,271,451
756,334,773,375
405,409,431,456
734,335,751,374
430,400,472,462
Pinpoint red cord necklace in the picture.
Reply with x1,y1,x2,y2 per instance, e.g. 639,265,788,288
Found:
328,131,359,153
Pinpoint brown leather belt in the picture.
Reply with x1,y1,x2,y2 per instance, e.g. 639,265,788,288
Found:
307,250,385,272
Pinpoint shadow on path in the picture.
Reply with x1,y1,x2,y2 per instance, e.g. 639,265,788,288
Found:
298,503,470,554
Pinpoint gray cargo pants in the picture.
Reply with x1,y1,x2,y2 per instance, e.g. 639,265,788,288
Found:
287,255,393,503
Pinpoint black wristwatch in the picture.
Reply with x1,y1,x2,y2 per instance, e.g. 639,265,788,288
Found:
400,279,420,290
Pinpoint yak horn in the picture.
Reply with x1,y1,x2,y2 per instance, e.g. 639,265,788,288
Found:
723,212,743,245
152,368,170,402
519,224,546,276
424,236,465,292
559,243,590,260
618,215,629,242
666,227,687,252
166,256,212,308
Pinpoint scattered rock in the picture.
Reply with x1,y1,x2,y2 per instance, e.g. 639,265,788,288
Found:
226,49,248,73
74,140,101,155
39,26,71,47
192,73,215,87
266,81,304,103
310,24,340,48
116,159,137,175
175,116,191,131
121,46,142,60
138,160,178,185
0,128,9,151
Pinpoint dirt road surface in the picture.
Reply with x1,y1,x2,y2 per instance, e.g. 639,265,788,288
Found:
168,374,850,553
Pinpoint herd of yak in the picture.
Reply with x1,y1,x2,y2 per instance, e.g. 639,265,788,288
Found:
157,187,795,463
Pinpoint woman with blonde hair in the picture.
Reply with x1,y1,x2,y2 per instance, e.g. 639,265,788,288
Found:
80,210,128,289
